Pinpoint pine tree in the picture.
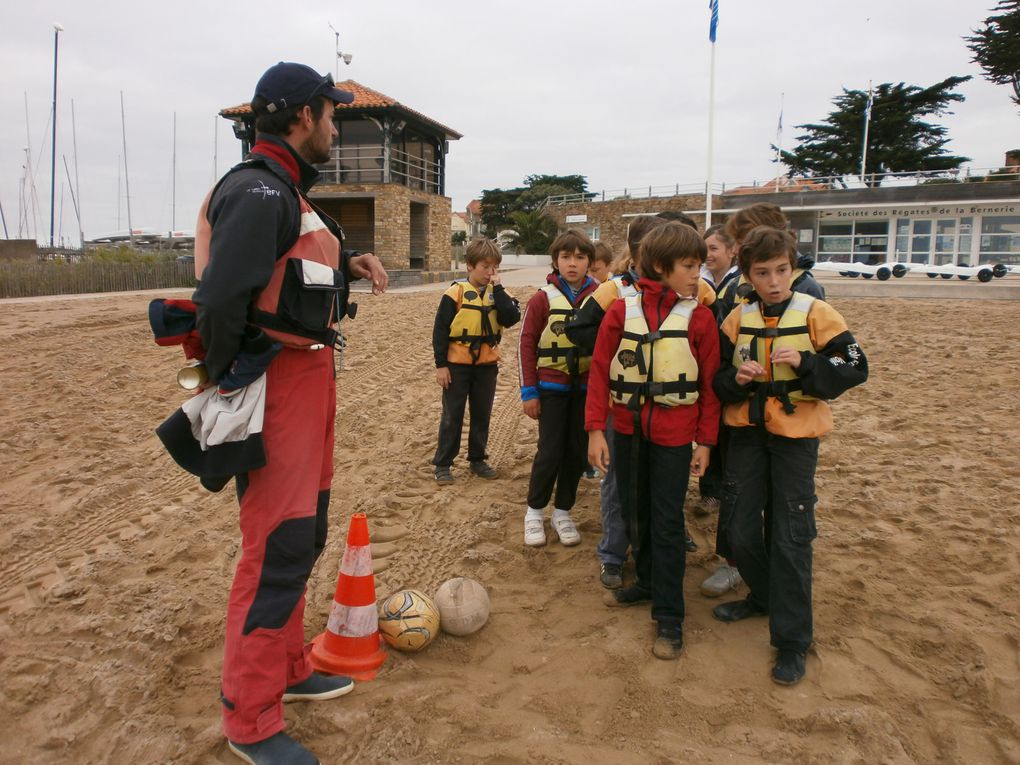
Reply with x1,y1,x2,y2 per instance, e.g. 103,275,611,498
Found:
777,77,971,187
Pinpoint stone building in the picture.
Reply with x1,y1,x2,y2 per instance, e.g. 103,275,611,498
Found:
543,157,1020,268
220,80,461,271
543,194,720,257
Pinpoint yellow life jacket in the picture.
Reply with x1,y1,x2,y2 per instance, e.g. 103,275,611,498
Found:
536,284,591,376
447,280,502,364
608,294,700,408
733,292,818,413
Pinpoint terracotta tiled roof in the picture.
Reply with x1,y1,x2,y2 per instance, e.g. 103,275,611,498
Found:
466,199,482,215
219,79,461,140
724,177,828,195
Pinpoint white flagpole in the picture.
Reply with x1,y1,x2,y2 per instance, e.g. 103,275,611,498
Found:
774,91,784,192
860,80,873,183
706,2,718,228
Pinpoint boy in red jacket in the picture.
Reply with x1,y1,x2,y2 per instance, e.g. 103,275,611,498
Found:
519,229,599,547
587,222,720,659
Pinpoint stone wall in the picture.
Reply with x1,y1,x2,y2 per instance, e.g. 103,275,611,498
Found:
543,194,722,255
312,183,452,271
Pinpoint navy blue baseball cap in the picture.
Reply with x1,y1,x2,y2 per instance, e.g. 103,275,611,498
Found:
252,62,355,115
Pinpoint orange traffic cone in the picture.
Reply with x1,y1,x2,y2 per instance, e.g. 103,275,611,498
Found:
309,512,387,680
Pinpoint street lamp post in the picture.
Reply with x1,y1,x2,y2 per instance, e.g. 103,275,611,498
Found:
328,22,353,80
49,22,63,248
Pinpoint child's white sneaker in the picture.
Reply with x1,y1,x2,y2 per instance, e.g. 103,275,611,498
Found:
551,511,581,546
524,516,547,547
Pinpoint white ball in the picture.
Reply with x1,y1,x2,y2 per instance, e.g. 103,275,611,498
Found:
434,577,490,636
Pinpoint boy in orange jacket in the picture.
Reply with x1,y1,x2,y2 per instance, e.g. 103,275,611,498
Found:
711,226,868,685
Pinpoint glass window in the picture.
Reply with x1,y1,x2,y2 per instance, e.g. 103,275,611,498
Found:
958,216,973,262
338,119,383,183
856,221,888,236
895,218,910,262
910,220,932,264
818,222,852,262
934,219,956,265
979,215,1020,265
981,215,1020,235
852,220,888,263
820,223,853,236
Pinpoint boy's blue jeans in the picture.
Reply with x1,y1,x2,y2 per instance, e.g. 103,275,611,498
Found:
613,432,692,626
722,427,819,653
596,416,629,566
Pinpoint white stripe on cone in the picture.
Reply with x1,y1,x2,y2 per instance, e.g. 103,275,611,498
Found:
326,601,378,637
340,546,373,577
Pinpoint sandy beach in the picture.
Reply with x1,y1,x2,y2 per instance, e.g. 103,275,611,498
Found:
0,278,1018,764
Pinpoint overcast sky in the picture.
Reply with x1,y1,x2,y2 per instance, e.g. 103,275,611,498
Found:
2,0,1016,244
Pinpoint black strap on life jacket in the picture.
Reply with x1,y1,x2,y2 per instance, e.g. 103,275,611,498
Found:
610,375,699,412
739,324,808,364
537,307,586,382
249,309,343,350
747,378,803,422
739,322,807,417
450,299,500,362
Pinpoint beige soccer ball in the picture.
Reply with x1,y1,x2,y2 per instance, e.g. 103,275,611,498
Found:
378,589,440,652
434,577,490,636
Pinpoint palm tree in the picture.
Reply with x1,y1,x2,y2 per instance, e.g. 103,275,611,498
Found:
506,210,557,254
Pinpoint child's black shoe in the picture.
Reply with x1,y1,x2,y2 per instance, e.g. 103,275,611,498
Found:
602,584,651,607
772,649,806,685
652,622,684,660
469,460,498,479
712,598,768,622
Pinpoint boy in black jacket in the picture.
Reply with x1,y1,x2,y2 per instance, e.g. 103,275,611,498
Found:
432,239,520,482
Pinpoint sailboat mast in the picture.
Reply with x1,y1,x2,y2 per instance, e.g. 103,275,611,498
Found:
71,99,83,246
213,114,218,181
172,112,177,232
120,91,134,246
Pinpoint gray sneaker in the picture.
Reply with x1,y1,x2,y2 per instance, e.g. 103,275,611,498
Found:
228,732,319,765
700,563,743,597
599,562,623,589
282,672,354,702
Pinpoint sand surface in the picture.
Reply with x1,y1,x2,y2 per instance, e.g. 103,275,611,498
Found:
0,284,1018,764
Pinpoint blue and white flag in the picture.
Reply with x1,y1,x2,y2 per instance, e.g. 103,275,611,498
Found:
709,0,719,42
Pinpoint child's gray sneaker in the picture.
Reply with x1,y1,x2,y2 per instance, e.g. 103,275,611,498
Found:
700,563,742,597
599,562,623,589
228,732,318,765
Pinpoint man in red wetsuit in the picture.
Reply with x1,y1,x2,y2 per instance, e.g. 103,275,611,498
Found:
192,61,387,765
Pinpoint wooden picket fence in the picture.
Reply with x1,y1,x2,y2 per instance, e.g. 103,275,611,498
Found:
0,260,197,299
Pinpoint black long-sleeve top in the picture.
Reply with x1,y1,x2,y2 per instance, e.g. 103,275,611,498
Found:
192,134,358,382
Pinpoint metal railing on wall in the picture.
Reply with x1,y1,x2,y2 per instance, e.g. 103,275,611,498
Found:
316,145,441,194
541,166,1020,207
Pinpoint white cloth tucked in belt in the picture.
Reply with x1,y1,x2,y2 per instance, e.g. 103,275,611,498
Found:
181,374,267,450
